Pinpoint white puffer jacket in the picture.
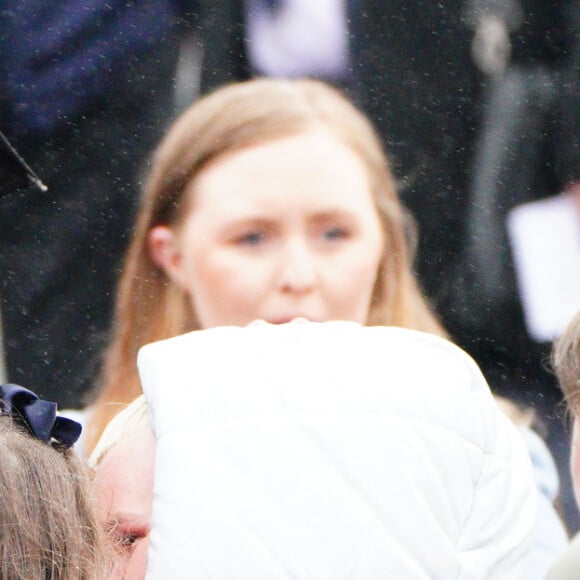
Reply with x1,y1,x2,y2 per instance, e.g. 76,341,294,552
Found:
138,321,536,579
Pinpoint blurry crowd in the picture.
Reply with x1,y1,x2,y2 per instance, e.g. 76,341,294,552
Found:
1,1,579,578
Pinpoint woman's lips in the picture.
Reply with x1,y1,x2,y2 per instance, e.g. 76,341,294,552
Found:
268,316,312,325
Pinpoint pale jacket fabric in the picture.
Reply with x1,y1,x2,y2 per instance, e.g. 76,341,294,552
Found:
138,321,536,579
546,533,580,580
520,427,569,579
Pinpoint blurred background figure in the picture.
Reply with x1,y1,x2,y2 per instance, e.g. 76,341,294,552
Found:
348,0,580,530
0,129,47,384
0,1,196,408
194,0,351,94
349,0,578,411
450,0,580,530
447,0,580,430
547,311,580,577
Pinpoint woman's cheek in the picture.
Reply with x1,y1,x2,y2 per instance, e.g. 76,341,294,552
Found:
125,537,150,580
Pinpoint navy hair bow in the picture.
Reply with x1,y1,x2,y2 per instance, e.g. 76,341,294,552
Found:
0,384,82,448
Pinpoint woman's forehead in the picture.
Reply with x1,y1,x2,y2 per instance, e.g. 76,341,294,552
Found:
189,132,373,211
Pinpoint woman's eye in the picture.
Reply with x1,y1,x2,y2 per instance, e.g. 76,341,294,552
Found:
117,533,138,550
107,520,148,553
322,226,348,241
237,231,265,246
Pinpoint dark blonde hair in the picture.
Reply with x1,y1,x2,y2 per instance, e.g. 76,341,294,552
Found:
86,78,445,452
0,416,110,578
553,311,580,416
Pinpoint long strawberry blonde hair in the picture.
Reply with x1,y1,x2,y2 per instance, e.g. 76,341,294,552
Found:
85,78,446,452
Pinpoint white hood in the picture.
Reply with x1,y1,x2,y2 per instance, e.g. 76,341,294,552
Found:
138,321,536,579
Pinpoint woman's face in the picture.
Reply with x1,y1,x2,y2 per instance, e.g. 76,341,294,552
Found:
94,422,155,579
149,130,384,328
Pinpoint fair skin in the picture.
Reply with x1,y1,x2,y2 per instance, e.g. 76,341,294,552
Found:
94,423,156,579
148,130,385,328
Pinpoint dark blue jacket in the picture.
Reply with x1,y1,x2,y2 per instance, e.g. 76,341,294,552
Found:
3,0,188,139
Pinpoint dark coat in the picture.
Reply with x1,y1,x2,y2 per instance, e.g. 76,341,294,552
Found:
349,0,580,412
0,1,188,407
348,1,482,301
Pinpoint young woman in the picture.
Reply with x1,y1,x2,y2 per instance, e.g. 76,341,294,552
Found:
85,78,445,451
85,79,567,578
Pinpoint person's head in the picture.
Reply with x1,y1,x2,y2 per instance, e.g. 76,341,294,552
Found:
91,395,155,579
553,311,580,417
0,415,108,579
86,78,444,451
553,311,580,506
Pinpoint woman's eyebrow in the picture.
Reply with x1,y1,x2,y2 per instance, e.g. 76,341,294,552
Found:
106,512,150,534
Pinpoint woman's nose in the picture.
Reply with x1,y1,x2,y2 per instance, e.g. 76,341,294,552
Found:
277,240,316,294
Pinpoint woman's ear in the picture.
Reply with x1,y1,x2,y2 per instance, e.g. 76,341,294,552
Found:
148,226,188,290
